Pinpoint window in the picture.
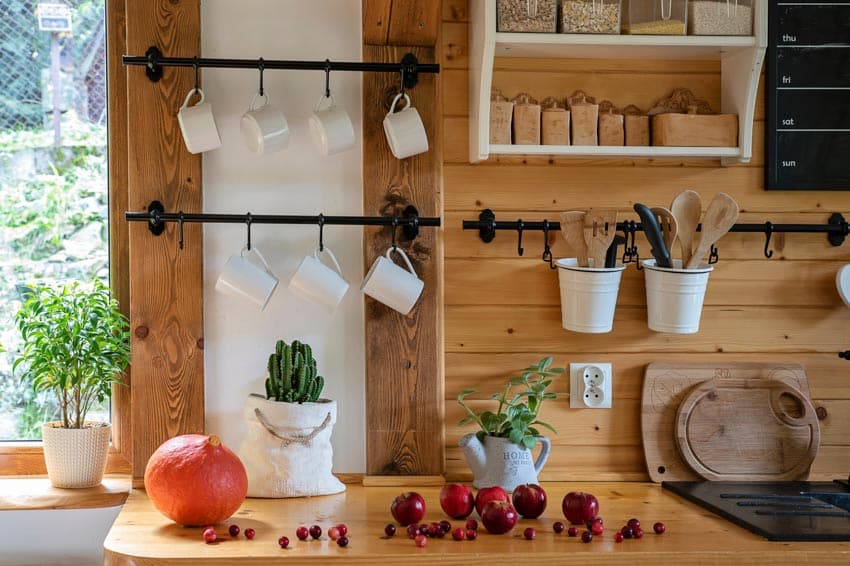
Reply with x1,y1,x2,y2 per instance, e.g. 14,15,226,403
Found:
0,0,111,441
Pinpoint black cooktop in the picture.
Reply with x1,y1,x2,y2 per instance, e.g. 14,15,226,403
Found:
663,481,850,541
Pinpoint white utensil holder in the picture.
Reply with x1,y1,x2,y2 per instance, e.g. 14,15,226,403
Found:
643,259,713,334
556,258,626,333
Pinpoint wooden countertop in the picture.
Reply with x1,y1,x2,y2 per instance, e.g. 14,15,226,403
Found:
104,482,850,565
0,475,131,510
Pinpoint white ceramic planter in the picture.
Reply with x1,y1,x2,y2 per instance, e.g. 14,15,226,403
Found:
41,421,111,488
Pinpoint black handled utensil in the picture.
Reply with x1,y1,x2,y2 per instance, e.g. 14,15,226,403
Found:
634,203,672,268
605,234,627,268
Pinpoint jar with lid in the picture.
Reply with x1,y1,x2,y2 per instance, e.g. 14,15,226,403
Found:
623,0,688,35
497,0,558,32
559,0,622,34
688,0,752,36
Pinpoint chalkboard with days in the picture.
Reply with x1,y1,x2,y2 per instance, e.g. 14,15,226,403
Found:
767,0,850,190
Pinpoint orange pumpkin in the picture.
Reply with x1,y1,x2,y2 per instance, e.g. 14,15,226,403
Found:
144,434,248,526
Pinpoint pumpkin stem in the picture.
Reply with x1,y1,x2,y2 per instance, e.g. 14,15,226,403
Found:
208,434,221,447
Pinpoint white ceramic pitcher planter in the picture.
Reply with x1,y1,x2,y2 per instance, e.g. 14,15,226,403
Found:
459,434,551,492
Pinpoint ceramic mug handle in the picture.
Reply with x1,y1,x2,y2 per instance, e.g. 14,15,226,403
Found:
314,246,344,276
242,246,274,276
387,93,411,116
386,246,417,278
315,94,335,112
249,92,269,111
533,436,551,474
182,88,205,109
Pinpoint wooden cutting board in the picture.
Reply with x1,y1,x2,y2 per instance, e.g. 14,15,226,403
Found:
675,378,819,481
641,362,812,482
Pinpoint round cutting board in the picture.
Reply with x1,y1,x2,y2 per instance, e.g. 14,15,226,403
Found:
675,378,820,481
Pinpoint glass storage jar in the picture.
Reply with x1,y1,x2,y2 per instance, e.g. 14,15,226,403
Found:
559,0,622,34
497,0,558,32
623,0,688,35
688,0,752,35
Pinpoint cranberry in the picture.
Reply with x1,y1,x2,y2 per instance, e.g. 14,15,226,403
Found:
524,527,536,540
634,527,644,539
336,524,349,537
203,528,217,544
278,536,289,549
406,524,420,538
567,526,579,537
309,525,322,539
627,518,641,530
429,522,442,537
296,526,309,540
465,528,478,540
244,528,255,540
439,520,452,534
414,534,427,547
337,536,349,547
586,516,603,530
228,524,240,537
465,519,478,531
452,527,465,541
591,521,604,535
581,531,593,543
385,524,397,537
614,532,624,543
553,521,566,534
620,526,634,539
328,527,340,541
653,522,666,535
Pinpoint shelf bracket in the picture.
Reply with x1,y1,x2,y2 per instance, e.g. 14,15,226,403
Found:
828,213,848,247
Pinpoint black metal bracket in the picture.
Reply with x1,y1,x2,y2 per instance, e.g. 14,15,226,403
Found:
840,351,850,361
401,53,420,90
478,209,497,243
145,46,163,83
828,213,848,247
402,205,420,240
147,200,166,235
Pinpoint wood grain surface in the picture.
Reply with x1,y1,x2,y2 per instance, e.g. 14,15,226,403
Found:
362,41,443,475
364,0,440,46
103,483,850,565
125,0,204,482
0,475,130,511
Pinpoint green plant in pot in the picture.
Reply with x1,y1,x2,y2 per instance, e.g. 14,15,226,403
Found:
457,356,565,492
14,280,130,488
237,339,344,498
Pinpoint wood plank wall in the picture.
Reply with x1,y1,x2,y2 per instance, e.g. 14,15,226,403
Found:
440,0,850,482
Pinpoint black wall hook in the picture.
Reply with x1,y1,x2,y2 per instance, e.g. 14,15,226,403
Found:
192,56,200,93
542,220,555,269
516,220,524,256
391,216,399,251
258,58,265,96
324,59,331,98
763,221,774,258
246,213,253,251
318,214,325,252
178,212,185,249
708,244,719,264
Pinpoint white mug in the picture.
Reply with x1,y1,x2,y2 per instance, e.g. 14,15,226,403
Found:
361,246,424,315
215,246,279,311
383,93,428,160
241,93,290,154
177,88,221,154
309,95,355,156
288,246,350,311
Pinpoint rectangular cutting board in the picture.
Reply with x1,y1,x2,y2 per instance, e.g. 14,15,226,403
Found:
642,362,811,482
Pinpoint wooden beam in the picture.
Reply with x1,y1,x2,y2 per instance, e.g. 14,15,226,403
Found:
125,0,204,482
362,43,443,475
364,0,392,45
364,0,440,46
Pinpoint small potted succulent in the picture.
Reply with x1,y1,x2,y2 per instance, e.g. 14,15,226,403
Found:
457,356,565,492
238,339,345,498
14,280,130,488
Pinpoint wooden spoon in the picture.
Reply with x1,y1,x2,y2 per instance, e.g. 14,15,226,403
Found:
584,208,618,268
651,206,678,256
685,192,739,269
559,211,588,267
671,190,702,266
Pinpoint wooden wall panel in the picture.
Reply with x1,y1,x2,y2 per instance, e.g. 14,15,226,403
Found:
125,1,204,482
440,1,850,481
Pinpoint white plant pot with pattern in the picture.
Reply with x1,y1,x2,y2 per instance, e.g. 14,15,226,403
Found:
41,421,111,488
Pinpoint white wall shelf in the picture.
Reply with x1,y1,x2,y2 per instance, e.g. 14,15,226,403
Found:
469,0,767,165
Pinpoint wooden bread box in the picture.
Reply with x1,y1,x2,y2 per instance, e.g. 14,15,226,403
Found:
649,88,738,147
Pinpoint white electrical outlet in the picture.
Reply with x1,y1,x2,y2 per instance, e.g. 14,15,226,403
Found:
569,363,612,409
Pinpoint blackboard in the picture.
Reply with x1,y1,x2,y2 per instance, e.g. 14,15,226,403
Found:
767,0,850,190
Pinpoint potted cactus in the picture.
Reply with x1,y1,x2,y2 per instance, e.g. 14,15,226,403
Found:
238,339,345,498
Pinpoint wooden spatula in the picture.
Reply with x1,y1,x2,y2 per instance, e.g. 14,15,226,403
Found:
671,190,701,266
584,208,618,268
559,211,588,267
651,206,678,257
685,192,739,269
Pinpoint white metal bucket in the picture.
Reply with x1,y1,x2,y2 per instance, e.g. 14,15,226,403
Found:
643,259,713,334
556,258,626,333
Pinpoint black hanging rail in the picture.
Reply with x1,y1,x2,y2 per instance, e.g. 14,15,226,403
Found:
123,47,438,87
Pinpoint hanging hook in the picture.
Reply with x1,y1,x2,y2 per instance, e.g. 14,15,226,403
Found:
178,211,185,250
516,220,524,256
391,216,399,251
542,220,555,269
399,65,406,97
318,214,325,252
763,221,774,259
246,212,253,251
258,58,265,96
708,244,719,264
324,59,331,99
192,56,200,94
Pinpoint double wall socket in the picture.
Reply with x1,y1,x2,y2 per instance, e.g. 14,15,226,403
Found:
569,363,612,409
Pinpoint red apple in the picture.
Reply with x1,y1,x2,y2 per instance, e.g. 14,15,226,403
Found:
480,500,518,535
439,483,475,519
475,486,510,516
562,491,599,525
512,483,547,519
391,492,427,526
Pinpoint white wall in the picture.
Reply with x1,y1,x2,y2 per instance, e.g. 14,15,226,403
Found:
201,0,366,472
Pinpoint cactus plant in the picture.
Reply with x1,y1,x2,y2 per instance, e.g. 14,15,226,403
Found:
265,339,325,403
